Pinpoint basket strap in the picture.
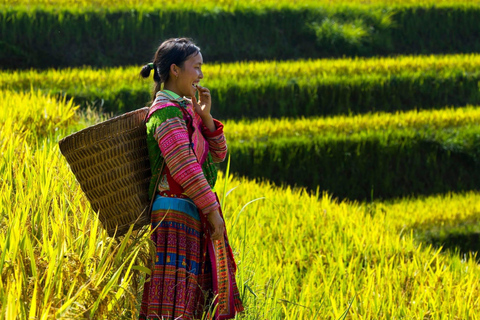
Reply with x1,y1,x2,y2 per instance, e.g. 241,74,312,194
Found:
145,102,179,122
143,103,166,216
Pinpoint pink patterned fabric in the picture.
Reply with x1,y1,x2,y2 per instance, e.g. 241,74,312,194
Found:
154,115,219,215
201,119,228,163
190,111,210,165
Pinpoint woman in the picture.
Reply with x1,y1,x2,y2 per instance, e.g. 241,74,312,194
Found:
138,38,244,319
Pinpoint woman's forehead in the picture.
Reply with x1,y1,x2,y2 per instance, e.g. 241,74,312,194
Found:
187,52,203,64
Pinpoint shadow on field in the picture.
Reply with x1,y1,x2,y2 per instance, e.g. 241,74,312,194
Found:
414,220,480,262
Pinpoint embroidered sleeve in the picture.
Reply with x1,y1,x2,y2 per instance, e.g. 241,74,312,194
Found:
201,118,228,163
154,116,220,214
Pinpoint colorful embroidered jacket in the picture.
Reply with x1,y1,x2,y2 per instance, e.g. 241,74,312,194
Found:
145,90,227,215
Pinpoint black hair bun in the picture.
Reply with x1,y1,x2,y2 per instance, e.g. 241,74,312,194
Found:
140,64,153,78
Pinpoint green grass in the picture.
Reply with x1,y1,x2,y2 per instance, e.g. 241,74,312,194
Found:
2,53,480,117
2,4,480,68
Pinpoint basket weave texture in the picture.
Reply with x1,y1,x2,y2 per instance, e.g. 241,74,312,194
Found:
59,107,152,237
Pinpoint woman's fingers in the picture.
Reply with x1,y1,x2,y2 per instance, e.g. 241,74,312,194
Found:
211,231,221,241
207,209,225,241
197,86,211,98
196,85,209,92
211,230,224,241
191,94,199,106
210,225,225,241
211,228,220,240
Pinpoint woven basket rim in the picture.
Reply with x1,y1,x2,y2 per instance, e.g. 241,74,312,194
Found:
59,107,149,151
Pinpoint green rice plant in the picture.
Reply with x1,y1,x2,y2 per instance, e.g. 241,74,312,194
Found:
2,53,480,117
308,17,370,47
222,105,480,200
1,3,480,68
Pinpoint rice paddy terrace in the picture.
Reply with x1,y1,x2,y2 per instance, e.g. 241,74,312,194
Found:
1,1,480,318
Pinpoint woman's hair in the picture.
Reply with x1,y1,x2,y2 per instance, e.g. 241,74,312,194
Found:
140,38,201,100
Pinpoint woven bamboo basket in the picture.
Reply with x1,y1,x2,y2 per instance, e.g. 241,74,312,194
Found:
59,107,152,237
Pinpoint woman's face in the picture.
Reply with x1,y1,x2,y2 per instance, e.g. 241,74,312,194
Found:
176,52,204,98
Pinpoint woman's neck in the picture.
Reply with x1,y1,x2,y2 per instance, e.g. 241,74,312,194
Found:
163,81,181,97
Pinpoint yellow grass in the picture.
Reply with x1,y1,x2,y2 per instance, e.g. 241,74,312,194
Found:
3,53,480,92
224,105,480,141
0,90,151,318
2,90,480,318
1,0,478,10
222,177,480,319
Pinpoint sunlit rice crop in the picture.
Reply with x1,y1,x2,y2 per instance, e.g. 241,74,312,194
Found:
224,105,480,141
1,0,478,11
2,90,480,319
2,54,480,117
3,53,480,93
0,90,152,319
222,174,480,319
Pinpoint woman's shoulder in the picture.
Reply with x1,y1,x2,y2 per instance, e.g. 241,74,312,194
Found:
146,91,194,130
147,102,184,127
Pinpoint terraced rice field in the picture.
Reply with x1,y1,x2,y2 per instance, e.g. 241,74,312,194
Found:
1,1,480,319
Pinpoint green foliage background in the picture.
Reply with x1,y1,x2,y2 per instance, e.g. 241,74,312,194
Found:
1,4,480,68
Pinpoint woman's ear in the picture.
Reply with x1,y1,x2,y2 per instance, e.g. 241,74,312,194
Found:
170,64,179,78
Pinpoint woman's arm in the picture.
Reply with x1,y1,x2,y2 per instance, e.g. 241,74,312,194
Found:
201,118,228,163
154,116,220,214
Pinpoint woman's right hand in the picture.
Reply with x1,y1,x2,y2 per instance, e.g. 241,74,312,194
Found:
207,209,225,241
